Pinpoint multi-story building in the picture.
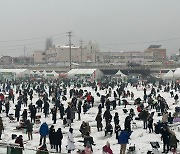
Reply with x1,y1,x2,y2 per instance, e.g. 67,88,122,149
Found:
33,50,46,64
144,45,166,62
34,41,100,64
96,51,153,64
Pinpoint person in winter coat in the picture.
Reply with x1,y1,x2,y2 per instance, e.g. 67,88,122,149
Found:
43,101,49,118
30,105,37,123
65,105,72,127
98,104,102,114
84,143,93,154
15,135,24,150
118,130,132,154
168,112,174,124
22,109,28,123
36,98,43,112
5,100,10,117
49,125,55,149
115,124,121,140
95,113,103,131
36,144,49,154
67,128,75,153
15,105,20,122
59,103,65,119
162,111,168,123
174,94,179,104
80,121,88,137
26,120,33,140
105,122,113,136
77,100,82,120
139,109,149,129
103,109,112,126
55,128,63,153
169,132,179,152
161,127,170,153
147,116,153,133
84,132,94,152
39,122,49,146
51,107,57,124
114,112,119,127
0,117,4,140
71,105,76,123
124,116,131,132
102,141,113,154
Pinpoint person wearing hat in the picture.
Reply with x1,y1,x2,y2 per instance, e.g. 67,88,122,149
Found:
0,117,4,140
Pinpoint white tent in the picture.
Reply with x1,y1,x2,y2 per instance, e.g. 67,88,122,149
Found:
42,70,47,76
67,69,104,81
115,70,127,77
52,70,59,77
113,70,127,82
0,69,30,78
162,70,174,80
174,68,180,79
44,70,59,79
33,70,41,77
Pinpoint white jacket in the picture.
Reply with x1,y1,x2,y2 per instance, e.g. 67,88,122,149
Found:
67,131,75,150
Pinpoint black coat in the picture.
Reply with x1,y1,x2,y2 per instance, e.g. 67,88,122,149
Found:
65,106,71,119
54,130,63,145
49,128,55,145
103,110,112,122
95,114,102,128
15,108,20,118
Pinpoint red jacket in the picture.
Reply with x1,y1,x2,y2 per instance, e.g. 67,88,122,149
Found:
87,94,92,102
103,145,113,154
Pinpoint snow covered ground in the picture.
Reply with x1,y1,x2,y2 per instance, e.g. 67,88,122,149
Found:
0,83,180,154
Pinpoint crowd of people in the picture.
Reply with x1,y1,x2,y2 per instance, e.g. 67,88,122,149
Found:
0,78,179,153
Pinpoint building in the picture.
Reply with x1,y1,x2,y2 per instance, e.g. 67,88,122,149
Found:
144,45,166,62
96,51,153,64
44,41,99,64
170,53,180,62
0,56,13,65
33,50,46,64
13,56,34,65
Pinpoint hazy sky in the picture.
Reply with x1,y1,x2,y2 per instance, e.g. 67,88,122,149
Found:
0,0,180,57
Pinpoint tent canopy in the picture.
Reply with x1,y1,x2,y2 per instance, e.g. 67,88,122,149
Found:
174,68,180,79
115,70,127,77
162,70,174,80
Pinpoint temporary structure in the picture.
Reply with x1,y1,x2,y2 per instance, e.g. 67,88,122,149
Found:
45,70,59,79
0,69,30,80
113,70,127,82
67,69,104,81
162,70,174,80
173,68,180,79
42,70,47,77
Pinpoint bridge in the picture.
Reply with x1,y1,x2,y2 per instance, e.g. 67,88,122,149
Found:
0,63,179,75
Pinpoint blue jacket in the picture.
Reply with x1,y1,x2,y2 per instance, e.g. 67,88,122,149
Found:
118,130,132,144
39,123,49,136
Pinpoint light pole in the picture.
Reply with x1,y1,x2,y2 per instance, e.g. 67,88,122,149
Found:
67,31,72,70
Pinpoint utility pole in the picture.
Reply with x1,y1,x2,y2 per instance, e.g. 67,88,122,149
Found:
24,46,26,57
80,38,83,63
67,31,72,70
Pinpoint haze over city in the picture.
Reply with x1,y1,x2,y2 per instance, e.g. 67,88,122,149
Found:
0,0,180,57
